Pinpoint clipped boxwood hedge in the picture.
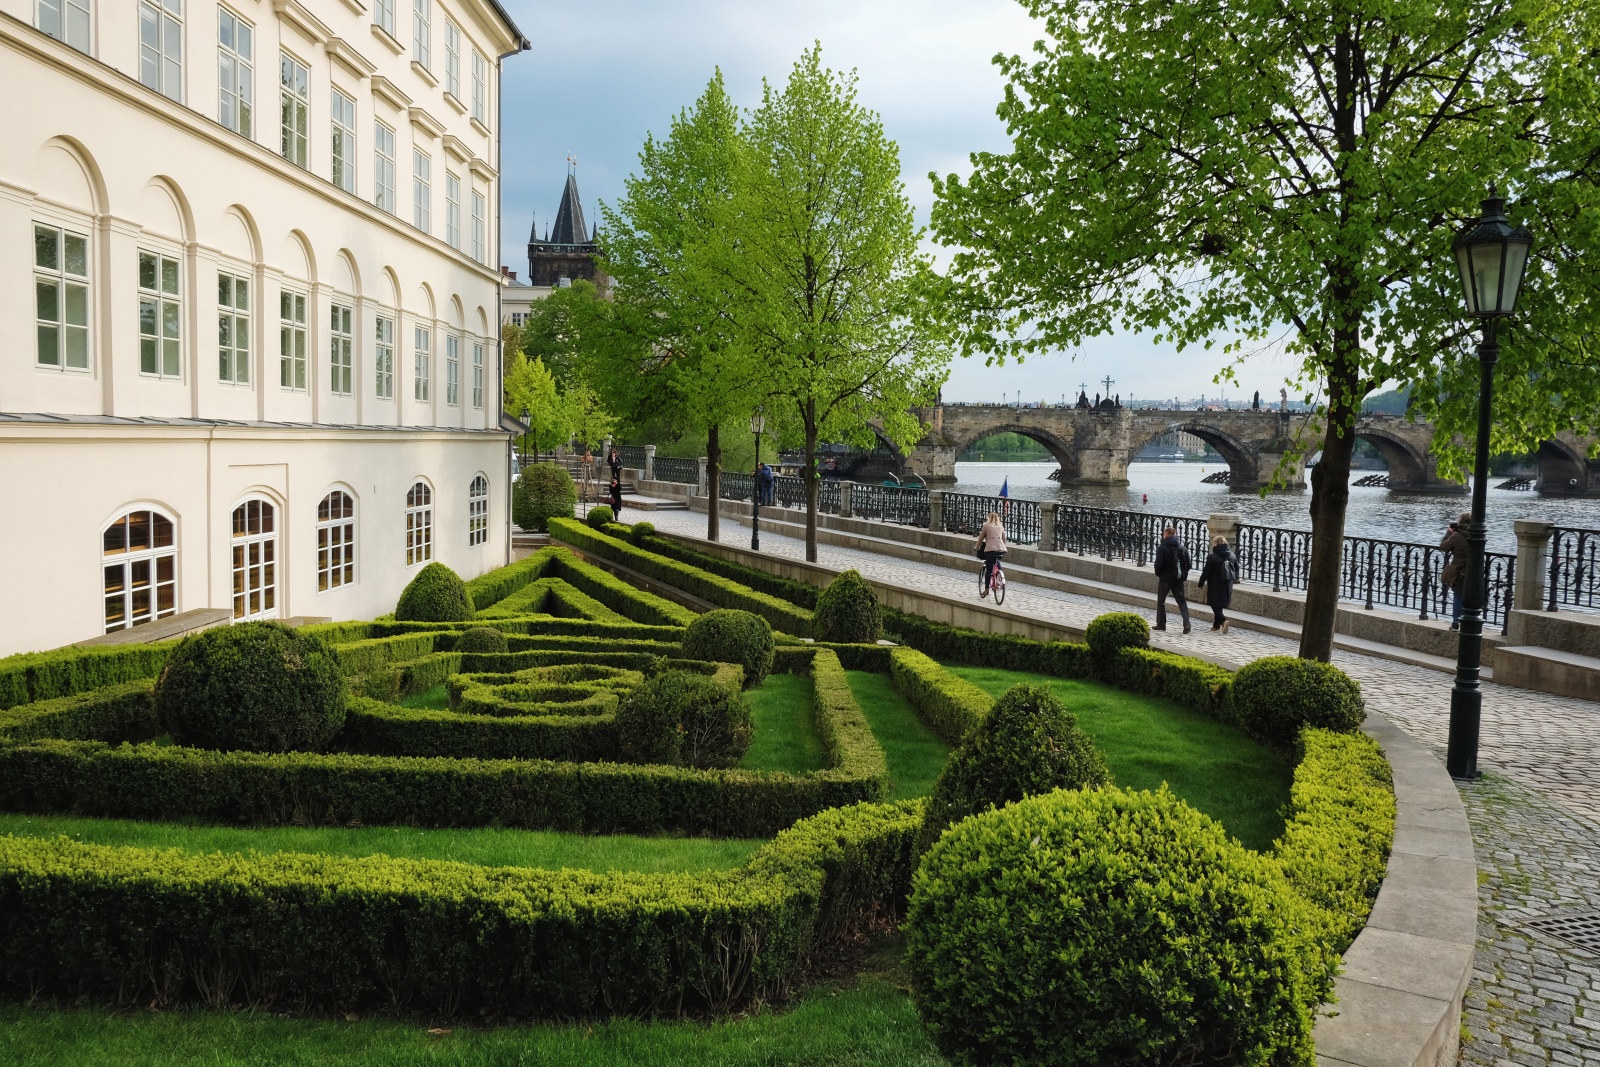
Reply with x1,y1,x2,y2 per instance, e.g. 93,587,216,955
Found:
0,642,176,711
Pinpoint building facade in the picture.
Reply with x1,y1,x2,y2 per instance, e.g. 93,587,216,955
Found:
0,0,528,656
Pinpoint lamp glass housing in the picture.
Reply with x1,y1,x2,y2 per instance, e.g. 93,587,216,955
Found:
1452,195,1533,319
750,406,766,435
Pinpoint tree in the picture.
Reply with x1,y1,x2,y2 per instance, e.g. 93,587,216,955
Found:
503,350,565,458
931,0,1600,660
702,44,950,562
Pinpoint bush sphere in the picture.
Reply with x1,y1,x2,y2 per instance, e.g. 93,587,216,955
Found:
628,521,656,546
512,463,576,532
586,505,614,528
614,669,752,768
155,621,346,752
682,609,774,689
1085,611,1150,660
812,569,881,644
395,562,475,622
1232,656,1365,750
455,626,509,654
906,787,1326,1067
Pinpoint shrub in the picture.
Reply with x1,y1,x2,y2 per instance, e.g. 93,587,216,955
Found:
628,521,655,546
395,563,475,623
614,669,752,769
586,505,614,528
906,787,1326,1067
812,569,881,644
513,464,577,532
682,610,774,689
154,622,346,753
454,627,508,654
917,683,1109,853
1085,611,1149,661
1231,655,1364,750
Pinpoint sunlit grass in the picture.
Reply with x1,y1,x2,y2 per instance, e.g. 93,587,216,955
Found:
844,671,949,800
738,672,826,774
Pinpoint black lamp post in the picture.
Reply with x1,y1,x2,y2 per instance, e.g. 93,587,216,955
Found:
519,405,531,467
750,405,766,551
1446,188,1533,780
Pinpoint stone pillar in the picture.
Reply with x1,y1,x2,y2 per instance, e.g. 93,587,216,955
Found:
839,482,853,518
1514,519,1552,614
928,490,943,533
697,457,709,498
644,444,656,482
1039,504,1057,551
1208,513,1242,548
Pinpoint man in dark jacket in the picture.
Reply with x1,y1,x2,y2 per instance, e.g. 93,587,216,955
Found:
1153,526,1192,633
1439,511,1472,631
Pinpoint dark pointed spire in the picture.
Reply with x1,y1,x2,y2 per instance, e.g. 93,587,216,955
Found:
548,173,588,245
528,214,538,244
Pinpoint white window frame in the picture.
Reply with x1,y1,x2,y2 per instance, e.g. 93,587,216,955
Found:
218,270,251,385
279,288,307,391
103,507,178,633
405,480,433,565
470,189,485,263
373,0,396,38
412,149,431,233
468,474,488,547
374,122,397,214
375,314,394,399
218,8,253,138
412,0,431,70
331,88,356,193
471,341,484,409
139,0,183,102
138,248,182,379
413,324,431,402
38,0,93,53
317,490,356,592
443,20,461,100
230,497,279,621
445,171,461,249
280,51,309,168
445,333,459,406
330,302,353,396
35,222,91,372
470,49,486,124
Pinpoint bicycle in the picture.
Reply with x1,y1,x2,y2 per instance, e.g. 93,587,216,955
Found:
979,556,1007,605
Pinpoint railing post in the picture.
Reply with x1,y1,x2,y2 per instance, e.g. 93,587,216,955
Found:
696,456,709,498
1039,505,1057,551
1207,513,1240,551
839,482,853,519
1514,519,1551,615
644,444,656,483
928,490,943,533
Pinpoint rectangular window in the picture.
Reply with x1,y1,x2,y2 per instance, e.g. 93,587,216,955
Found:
375,315,394,399
38,0,93,53
413,325,430,401
445,334,459,406
138,249,181,378
373,0,395,37
443,20,461,99
331,89,356,193
138,0,183,102
445,171,461,249
412,0,430,69
330,303,353,395
280,52,309,168
218,272,250,384
374,122,396,214
412,149,431,233
471,341,484,408
279,289,307,390
218,8,253,137
471,190,485,263
35,224,90,371
470,50,486,124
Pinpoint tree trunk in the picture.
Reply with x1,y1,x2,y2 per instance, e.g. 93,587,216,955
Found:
707,423,721,542
804,397,818,563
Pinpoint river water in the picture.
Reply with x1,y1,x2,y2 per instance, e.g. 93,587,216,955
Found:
951,461,1600,554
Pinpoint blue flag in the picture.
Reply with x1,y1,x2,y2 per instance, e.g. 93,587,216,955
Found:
998,477,1009,498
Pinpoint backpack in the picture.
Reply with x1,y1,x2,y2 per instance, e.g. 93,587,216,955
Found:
1224,557,1238,583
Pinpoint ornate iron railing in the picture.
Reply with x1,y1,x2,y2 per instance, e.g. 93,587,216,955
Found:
773,474,807,510
1547,526,1600,614
1052,505,1206,567
852,483,931,528
615,445,647,469
720,472,755,501
1236,524,1515,632
943,492,1040,545
652,457,698,484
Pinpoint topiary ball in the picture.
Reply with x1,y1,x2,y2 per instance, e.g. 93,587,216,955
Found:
395,562,475,622
614,669,752,768
813,569,882,644
906,786,1329,1067
512,463,577,532
1231,656,1364,750
586,505,615,528
155,621,346,752
628,521,656,546
682,609,774,689
1085,611,1150,660
455,626,509,654
917,683,1109,854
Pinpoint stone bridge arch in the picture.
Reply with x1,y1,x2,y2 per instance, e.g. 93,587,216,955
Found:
1128,420,1279,489
1535,439,1593,495
944,423,1077,473
1352,426,1462,493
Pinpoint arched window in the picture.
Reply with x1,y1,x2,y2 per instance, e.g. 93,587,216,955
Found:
405,481,432,564
317,491,356,591
103,507,177,633
231,498,278,620
468,474,488,547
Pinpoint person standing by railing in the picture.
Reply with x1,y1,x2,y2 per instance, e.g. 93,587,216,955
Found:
1197,535,1238,633
976,510,1008,598
1152,525,1192,633
1439,512,1471,631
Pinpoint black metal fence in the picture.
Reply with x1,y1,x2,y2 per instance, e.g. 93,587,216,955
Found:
943,493,1041,545
652,457,698,484
615,445,647,470
719,472,755,501
853,483,931,528
1547,526,1600,614
1052,505,1207,567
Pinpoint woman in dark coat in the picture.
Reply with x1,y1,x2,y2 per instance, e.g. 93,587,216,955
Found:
1439,511,1471,630
609,476,623,516
1196,535,1238,633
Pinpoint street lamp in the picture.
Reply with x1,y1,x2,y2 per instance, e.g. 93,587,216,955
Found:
750,405,766,552
519,405,531,467
1446,188,1533,780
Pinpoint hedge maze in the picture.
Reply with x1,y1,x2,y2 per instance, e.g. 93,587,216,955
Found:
0,531,1396,1055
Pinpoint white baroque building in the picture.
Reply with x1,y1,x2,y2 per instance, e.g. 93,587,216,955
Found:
0,0,529,656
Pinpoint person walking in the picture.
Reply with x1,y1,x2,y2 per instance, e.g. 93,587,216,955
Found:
1197,535,1238,633
608,448,623,482
1152,525,1192,633
1439,511,1471,631
609,475,624,517
975,510,1008,598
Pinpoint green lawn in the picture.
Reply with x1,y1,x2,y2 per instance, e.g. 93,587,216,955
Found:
738,672,827,774
844,671,949,800
949,666,1291,851
398,684,451,710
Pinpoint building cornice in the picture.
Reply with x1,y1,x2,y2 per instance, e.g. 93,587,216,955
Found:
273,0,333,46
326,37,377,80
0,414,510,443
370,75,413,111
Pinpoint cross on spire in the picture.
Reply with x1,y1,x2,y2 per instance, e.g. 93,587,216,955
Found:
566,152,578,175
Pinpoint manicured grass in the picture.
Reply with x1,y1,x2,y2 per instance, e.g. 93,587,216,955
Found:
737,672,827,774
949,666,1291,851
398,683,451,710
0,814,764,874
844,671,950,800
0,940,944,1067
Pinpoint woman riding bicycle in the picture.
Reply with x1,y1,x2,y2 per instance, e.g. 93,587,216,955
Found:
975,510,1008,598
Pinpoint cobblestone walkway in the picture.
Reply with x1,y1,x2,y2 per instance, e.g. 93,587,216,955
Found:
638,506,1600,1064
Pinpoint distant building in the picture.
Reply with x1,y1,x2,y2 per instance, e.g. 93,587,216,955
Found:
502,168,606,325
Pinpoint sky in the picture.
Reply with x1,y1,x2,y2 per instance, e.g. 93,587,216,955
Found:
494,0,1303,408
